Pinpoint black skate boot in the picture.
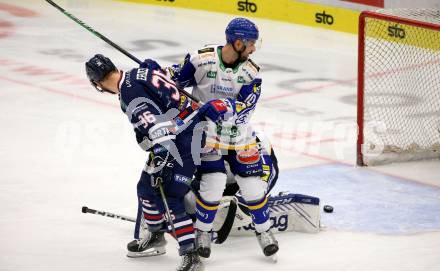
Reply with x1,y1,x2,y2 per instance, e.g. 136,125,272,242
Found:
176,250,205,271
256,230,279,257
195,230,212,258
126,231,167,258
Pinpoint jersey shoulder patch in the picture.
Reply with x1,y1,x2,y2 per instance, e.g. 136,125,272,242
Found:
198,47,215,54
193,46,217,68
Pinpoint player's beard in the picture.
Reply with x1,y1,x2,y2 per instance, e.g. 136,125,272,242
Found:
239,53,249,62
233,43,248,62
236,48,249,62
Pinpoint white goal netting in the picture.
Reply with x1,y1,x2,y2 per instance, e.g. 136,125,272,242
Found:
359,9,440,166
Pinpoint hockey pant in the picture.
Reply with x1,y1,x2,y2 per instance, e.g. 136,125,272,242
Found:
220,147,279,197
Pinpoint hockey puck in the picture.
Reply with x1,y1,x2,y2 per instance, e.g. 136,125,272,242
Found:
323,205,334,213
81,206,88,213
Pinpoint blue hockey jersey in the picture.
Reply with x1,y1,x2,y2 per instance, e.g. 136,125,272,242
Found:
118,62,202,161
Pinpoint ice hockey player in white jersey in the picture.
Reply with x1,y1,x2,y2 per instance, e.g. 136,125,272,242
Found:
131,130,280,252
173,17,279,260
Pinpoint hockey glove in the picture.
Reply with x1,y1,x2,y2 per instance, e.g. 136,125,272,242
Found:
148,145,174,188
198,98,235,122
139,59,162,70
165,64,182,82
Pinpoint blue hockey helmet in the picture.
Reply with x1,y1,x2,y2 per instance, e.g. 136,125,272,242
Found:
85,54,117,92
225,17,259,44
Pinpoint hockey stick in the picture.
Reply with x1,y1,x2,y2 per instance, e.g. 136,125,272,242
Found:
81,206,136,222
45,0,201,104
157,178,177,238
82,199,237,243
215,198,237,244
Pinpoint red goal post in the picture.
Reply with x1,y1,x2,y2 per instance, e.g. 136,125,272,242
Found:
357,10,440,166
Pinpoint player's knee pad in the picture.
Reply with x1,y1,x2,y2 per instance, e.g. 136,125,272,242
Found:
195,173,227,232
199,172,227,203
235,175,266,202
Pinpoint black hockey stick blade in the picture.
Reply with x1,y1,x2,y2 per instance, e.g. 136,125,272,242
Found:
215,199,237,244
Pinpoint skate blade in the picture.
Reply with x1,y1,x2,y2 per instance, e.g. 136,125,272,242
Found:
127,247,166,258
270,254,278,263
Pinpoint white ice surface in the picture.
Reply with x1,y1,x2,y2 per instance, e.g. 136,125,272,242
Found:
0,1,439,271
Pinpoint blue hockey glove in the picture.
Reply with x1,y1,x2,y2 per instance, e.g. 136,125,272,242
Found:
140,59,162,70
198,98,235,122
165,64,182,82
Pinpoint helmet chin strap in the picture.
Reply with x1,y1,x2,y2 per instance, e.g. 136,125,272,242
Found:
101,88,116,94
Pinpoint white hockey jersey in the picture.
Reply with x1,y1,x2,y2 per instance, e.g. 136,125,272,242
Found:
176,45,262,149
181,45,260,101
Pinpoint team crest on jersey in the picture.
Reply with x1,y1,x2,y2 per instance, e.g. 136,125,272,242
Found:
237,148,260,164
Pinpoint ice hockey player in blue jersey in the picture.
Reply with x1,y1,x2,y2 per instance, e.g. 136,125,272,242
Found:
85,54,233,271
172,17,279,260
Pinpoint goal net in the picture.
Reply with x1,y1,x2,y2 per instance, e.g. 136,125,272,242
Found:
357,9,440,166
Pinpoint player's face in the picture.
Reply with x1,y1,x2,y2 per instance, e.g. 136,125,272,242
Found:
238,40,257,61
96,81,117,94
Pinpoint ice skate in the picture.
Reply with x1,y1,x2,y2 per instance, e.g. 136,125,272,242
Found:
256,230,279,258
176,250,205,271
195,230,212,258
126,231,167,258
